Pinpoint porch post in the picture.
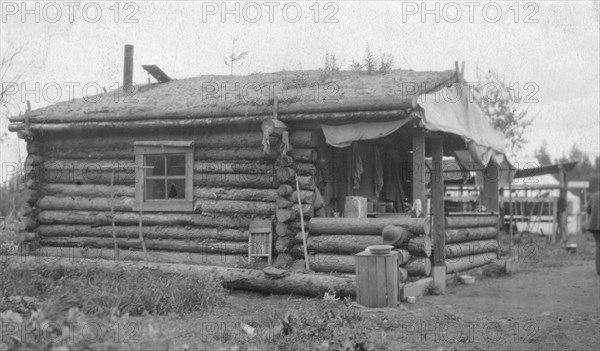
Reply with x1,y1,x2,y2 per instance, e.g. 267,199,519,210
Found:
431,136,446,293
412,126,426,211
482,162,500,213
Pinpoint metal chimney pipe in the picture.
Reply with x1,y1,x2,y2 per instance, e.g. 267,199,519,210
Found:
123,44,134,89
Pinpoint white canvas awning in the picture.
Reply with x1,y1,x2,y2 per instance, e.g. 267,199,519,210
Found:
418,83,508,169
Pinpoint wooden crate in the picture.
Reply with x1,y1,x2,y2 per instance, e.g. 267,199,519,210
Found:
355,251,398,307
248,220,273,265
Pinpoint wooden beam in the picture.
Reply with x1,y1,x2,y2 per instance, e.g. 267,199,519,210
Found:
430,137,445,293
482,162,500,212
412,125,426,211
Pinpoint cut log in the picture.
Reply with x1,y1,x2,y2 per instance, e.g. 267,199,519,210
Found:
41,184,135,198
291,148,317,162
444,240,499,259
309,217,427,235
276,209,296,223
37,196,135,212
401,236,432,257
275,222,295,237
405,257,432,276
276,197,294,208
277,184,294,196
194,173,277,189
36,224,249,241
275,167,296,183
6,256,357,297
445,215,498,228
445,227,498,244
275,236,294,253
37,210,256,229
445,252,498,274
287,190,315,204
395,249,411,266
40,237,248,254
194,199,276,215
306,235,382,254
295,163,317,176
292,204,314,218
381,225,412,246
194,161,275,174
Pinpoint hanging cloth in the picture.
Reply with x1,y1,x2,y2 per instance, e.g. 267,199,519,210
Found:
351,142,363,190
374,146,384,198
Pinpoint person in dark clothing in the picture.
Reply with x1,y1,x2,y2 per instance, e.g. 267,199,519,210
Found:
586,191,600,275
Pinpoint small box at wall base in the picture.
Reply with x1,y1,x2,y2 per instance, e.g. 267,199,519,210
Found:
355,250,398,307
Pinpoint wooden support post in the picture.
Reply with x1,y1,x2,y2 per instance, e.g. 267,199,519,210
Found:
109,169,119,261
482,162,500,213
558,168,567,241
412,125,426,212
430,137,445,293
508,179,513,257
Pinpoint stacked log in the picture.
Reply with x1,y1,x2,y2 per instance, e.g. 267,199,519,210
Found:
442,215,500,273
26,129,323,267
272,130,319,257
291,216,430,275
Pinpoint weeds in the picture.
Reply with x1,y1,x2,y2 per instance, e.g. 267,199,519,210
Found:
0,265,225,317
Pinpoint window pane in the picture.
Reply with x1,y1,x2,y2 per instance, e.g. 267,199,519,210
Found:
167,154,186,176
145,155,165,177
167,179,185,199
146,179,166,200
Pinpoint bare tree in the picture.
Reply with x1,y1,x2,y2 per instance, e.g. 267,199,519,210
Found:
223,37,248,76
1,41,25,142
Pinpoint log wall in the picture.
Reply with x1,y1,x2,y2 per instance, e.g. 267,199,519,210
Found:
22,127,321,268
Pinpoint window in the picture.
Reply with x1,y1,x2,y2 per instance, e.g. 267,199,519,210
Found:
134,141,194,212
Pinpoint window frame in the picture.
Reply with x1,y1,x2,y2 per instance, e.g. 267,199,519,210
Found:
134,141,194,212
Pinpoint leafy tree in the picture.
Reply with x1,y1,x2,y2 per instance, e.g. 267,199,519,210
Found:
534,140,553,166
473,68,535,156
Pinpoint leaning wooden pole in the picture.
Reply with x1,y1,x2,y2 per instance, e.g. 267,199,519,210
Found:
296,175,310,270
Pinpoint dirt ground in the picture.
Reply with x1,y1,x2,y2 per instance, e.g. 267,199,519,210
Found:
137,232,599,351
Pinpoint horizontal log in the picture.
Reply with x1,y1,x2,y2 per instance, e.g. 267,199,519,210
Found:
289,130,320,148
276,209,296,223
309,217,426,235
445,227,498,244
444,240,499,259
398,267,408,283
194,161,275,174
40,237,248,254
37,210,256,228
194,173,277,189
306,254,356,274
195,148,279,160
6,255,357,297
395,249,411,266
38,169,135,185
445,252,498,274
445,215,498,228
194,199,276,215
42,184,136,198
287,190,315,204
290,149,317,162
306,235,383,255
277,184,294,196
276,197,294,208
37,196,134,212
36,224,249,241
405,257,432,276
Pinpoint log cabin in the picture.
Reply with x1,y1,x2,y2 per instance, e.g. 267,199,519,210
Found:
8,47,511,292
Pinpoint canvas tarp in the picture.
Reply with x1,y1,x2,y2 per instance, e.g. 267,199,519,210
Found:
321,118,411,148
418,83,507,168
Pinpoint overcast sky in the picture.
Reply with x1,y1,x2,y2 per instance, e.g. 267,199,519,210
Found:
1,1,599,179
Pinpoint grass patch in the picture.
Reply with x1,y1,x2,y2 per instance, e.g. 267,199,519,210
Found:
0,264,225,317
